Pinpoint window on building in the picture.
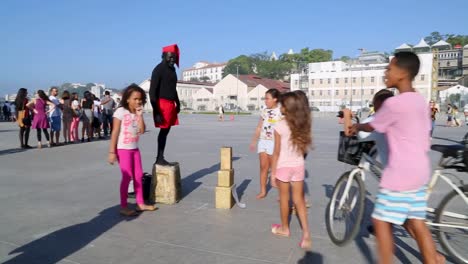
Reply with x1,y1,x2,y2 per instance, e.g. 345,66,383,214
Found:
335,78,339,84
197,99,202,102
311,90,315,96
352,77,356,83
319,90,323,96
447,61,451,67
352,89,356,95
344,90,348,96
250,97,257,101
420,74,425,81
203,98,209,101
327,90,331,96
320,79,323,84
371,77,375,83
370,89,375,94
335,90,339,96
345,78,348,83
327,78,331,84
311,79,315,85
361,77,364,83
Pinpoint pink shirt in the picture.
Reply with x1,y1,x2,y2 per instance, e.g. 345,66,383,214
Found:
274,120,304,168
370,92,430,191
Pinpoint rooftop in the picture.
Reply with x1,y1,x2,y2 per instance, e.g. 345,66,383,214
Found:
237,75,290,92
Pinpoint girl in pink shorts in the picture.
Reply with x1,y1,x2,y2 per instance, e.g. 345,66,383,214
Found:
270,92,312,249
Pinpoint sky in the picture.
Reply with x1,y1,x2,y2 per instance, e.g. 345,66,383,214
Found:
1,0,467,95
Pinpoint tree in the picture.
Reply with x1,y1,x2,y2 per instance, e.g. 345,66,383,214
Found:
338,56,351,62
424,31,444,45
199,76,210,82
222,55,255,77
189,77,200,82
446,34,468,47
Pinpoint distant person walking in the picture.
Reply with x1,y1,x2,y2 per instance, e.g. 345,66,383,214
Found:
218,105,224,121
15,88,32,149
28,90,55,149
446,104,453,127
429,100,438,137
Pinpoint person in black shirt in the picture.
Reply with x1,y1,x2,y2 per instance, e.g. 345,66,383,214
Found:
149,44,181,165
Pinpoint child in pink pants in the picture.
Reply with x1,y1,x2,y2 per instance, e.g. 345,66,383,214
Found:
108,84,157,216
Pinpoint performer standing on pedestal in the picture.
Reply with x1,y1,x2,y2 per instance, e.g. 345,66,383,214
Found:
150,44,181,165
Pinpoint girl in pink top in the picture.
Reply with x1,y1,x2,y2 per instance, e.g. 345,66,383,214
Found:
108,84,157,216
271,92,312,249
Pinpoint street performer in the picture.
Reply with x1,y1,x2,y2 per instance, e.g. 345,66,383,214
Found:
149,44,181,166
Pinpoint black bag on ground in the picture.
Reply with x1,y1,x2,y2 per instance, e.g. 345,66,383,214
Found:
337,131,374,166
142,172,152,201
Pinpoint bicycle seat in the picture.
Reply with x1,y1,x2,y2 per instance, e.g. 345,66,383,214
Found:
431,144,465,158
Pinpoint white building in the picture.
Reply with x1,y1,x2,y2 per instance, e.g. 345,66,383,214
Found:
182,61,227,83
290,53,433,111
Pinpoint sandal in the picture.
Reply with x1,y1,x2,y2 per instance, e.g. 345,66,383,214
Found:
271,224,290,237
119,208,139,216
299,237,312,250
136,204,158,212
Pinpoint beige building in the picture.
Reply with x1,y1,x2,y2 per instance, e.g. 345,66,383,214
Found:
138,79,215,111
213,74,290,111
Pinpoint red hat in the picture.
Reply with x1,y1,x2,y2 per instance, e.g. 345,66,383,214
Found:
162,44,180,67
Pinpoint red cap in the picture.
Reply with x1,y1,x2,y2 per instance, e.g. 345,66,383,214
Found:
162,44,180,67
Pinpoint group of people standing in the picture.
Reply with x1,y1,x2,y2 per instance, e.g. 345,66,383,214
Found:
14,87,117,149
445,103,468,127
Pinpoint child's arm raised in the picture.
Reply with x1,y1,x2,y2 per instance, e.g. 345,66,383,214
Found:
249,117,263,151
270,130,281,188
108,117,120,165
136,106,145,134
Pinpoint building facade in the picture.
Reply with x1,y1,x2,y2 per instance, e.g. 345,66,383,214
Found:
290,53,433,111
182,61,227,83
139,79,215,111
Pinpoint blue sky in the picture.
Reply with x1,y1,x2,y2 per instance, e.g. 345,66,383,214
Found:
1,0,467,94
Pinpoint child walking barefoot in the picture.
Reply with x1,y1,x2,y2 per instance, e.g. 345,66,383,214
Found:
249,89,282,199
271,92,312,249
108,84,157,216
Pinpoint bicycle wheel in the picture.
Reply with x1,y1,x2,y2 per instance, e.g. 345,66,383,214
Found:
326,170,366,246
435,184,468,264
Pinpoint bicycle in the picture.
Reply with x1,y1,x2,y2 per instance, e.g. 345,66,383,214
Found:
325,120,468,263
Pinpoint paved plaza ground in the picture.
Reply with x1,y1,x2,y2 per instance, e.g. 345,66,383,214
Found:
0,113,466,264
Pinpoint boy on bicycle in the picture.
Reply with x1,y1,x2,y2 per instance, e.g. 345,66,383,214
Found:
350,52,444,264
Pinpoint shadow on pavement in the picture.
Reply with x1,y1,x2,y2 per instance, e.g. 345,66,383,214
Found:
4,205,138,264
297,251,323,263
0,148,27,156
236,179,251,201
181,157,241,199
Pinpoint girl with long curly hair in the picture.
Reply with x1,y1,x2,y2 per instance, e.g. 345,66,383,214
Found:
270,92,312,249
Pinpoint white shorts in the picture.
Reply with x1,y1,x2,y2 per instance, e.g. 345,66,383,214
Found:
257,139,274,155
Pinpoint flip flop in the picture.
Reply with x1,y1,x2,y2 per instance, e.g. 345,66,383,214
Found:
119,208,139,217
299,237,312,249
271,224,290,237
136,205,158,212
